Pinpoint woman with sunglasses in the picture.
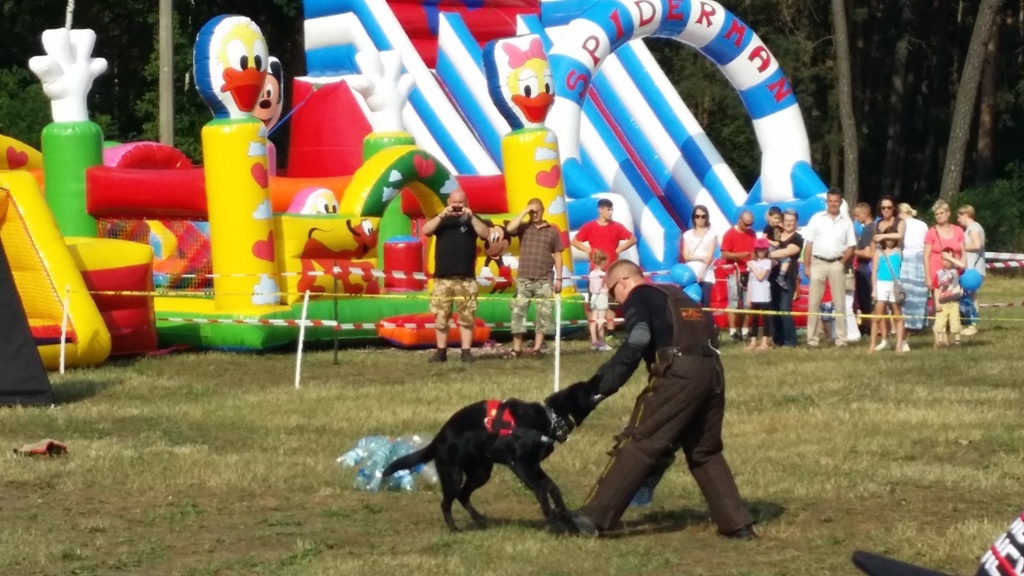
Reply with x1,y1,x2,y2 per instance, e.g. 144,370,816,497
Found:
680,205,717,306
873,195,906,247
871,195,907,350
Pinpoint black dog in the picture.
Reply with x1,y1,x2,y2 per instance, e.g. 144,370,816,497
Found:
382,377,602,532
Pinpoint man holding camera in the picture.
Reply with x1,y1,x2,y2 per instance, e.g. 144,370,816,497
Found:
505,198,564,357
422,190,491,363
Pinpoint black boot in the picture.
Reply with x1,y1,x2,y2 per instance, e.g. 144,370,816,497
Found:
429,348,447,363
460,349,474,363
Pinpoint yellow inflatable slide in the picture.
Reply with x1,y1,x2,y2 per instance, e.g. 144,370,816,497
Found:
0,171,110,369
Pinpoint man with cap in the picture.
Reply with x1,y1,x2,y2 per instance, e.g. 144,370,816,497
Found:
570,259,755,539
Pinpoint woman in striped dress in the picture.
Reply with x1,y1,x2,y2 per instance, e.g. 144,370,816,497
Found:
898,203,929,330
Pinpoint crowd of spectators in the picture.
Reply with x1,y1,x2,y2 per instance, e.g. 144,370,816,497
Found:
677,189,987,352
423,186,987,362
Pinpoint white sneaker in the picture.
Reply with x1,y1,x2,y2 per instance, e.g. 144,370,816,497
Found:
874,340,889,351
961,326,978,336
902,342,911,352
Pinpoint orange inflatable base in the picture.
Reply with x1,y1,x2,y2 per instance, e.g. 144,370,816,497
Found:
377,313,491,349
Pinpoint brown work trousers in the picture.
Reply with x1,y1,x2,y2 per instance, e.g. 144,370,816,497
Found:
580,355,753,533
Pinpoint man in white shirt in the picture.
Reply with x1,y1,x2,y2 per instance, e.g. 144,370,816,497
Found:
803,188,857,348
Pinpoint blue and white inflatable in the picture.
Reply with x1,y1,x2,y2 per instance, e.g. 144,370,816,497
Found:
543,0,828,223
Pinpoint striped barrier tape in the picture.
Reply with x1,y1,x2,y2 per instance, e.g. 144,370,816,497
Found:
154,316,598,329
986,261,1024,269
985,252,1024,261
155,309,1023,331
162,266,672,283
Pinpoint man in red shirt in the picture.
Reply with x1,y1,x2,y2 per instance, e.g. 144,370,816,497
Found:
721,210,756,341
571,199,637,265
571,198,637,333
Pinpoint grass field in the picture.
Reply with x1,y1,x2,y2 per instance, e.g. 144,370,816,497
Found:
3,278,1024,576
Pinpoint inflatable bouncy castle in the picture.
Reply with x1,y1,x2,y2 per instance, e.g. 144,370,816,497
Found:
3,0,834,356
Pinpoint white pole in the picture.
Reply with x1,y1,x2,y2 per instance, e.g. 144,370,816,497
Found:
59,284,70,375
295,290,311,390
65,0,75,29
553,293,562,392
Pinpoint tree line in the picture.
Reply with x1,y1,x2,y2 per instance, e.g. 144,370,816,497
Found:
2,0,1021,229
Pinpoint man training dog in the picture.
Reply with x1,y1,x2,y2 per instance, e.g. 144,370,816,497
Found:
569,260,756,540
382,260,755,541
382,377,604,533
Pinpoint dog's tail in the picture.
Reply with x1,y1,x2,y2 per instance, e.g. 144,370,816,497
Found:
381,437,438,478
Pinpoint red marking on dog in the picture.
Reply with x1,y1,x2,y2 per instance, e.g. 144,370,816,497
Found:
535,165,561,189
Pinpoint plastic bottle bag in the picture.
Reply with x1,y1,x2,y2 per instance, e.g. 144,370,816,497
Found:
388,469,417,492
418,462,439,486
337,435,389,469
352,437,394,492
406,435,439,486
384,438,418,491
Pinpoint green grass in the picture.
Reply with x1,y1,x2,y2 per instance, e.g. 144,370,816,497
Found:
3,278,1024,575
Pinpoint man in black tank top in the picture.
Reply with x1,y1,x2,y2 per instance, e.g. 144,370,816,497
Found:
571,260,755,539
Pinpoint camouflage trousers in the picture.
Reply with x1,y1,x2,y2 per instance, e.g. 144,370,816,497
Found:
430,277,479,330
511,278,554,335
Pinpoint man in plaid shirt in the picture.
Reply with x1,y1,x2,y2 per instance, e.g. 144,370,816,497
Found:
506,198,564,357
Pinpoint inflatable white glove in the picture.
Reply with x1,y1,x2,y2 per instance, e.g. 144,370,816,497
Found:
29,28,108,123
348,50,414,133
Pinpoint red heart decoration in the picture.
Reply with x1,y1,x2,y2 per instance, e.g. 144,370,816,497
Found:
252,230,275,262
535,165,561,189
250,162,269,188
413,155,436,178
6,146,29,170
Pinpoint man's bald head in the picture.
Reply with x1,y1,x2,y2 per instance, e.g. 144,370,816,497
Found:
605,260,645,301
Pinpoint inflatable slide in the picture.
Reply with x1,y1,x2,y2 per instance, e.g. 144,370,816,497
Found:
300,0,829,275
0,171,111,369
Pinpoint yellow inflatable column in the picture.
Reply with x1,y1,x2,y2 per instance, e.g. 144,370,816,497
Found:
202,118,281,310
502,127,572,289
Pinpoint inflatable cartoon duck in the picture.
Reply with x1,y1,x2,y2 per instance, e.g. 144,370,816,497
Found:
503,37,553,125
484,35,553,129
193,15,269,119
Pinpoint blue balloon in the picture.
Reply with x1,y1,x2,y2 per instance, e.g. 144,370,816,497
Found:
669,263,698,287
960,269,983,292
683,283,704,303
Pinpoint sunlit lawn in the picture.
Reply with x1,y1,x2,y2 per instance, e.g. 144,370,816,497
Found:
2,277,1023,575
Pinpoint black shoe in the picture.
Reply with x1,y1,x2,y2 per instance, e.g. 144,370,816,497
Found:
729,332,742,343
461,349,474,363
775,276,789,289
429,349,447,363
569,511,600,537
721,524,757,540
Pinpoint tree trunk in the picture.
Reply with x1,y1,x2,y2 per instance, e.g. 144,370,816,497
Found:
881,1,914,198
915,0,953,196
939,0,1003,204
975,10,1004,184
831,0,859,206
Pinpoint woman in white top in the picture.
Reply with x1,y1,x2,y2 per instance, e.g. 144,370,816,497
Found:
681,204,717,306
897,203,930,330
